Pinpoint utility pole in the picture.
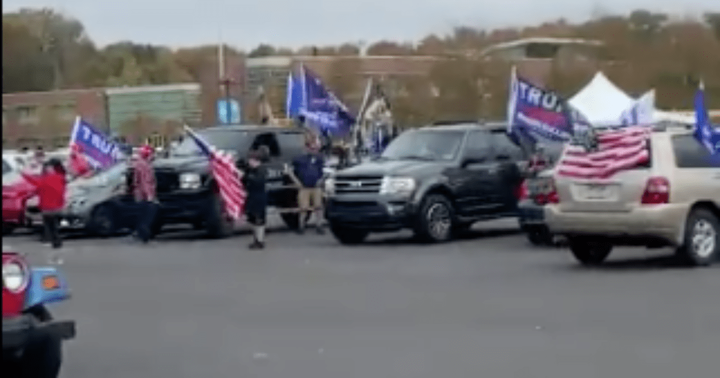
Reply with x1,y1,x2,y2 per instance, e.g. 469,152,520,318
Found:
218,42,236,124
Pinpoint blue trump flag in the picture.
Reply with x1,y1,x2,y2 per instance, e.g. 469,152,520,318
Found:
286,71,304,119
506,67,593,150
69,117,125,169
694,82,720,158
288,65,355,136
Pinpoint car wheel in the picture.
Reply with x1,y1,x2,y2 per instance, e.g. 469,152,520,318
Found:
567,237,613,266
330,224,369,245
414,194,455,243
677,208,719,267
206,193,234,238
88,204,117,237
526,226,554,246
2,222,15,235
280,212,312,231
16,305,61,378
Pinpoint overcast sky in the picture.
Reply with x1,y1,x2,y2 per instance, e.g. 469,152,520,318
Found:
4,0,718,49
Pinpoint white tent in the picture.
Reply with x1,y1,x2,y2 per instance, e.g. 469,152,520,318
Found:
569,72,635,126
570,72,697,125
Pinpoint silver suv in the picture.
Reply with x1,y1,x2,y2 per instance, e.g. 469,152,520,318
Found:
545,125,720,267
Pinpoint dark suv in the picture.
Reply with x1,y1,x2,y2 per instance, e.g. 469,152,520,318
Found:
324,122,527,244
127,125,308,238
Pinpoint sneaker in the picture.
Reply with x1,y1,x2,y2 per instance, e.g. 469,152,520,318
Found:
249,240,265,250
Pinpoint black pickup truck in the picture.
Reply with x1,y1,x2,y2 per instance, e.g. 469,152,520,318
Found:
324,122,527,244
127,125,309,238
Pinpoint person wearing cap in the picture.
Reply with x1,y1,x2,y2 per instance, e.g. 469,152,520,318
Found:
132,144,158,243
21,159,67,249
287,138,325,234
242,146,269,249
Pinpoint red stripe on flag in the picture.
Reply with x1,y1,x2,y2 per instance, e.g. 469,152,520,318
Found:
209,149,246,220
557,126,652,180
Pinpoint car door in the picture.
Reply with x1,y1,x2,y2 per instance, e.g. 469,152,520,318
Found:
487,132,527,213
452,130,501,217
248,132,286,189
670,134,720,207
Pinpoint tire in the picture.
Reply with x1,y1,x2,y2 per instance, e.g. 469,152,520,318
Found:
526,226,554,246
280,212,312,231
15,306,61,378
330,224,369,245
413,194,455,243
2,223,15,235
206,193,234,238
676,208,719,267
88,204,117,237
568,237,613,266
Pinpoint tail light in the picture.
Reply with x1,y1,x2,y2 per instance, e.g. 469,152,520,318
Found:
516,181,529,201
641,177,670,205
533,177,559,205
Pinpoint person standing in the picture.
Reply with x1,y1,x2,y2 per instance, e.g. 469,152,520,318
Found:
21,159,67,249
288,139,325,234
242,147,269,249
132,145,158,244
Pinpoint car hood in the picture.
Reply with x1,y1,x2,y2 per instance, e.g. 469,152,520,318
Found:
153,155,210,173
336,159,448,177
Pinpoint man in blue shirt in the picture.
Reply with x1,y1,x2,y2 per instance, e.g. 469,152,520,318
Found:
288,138,325,234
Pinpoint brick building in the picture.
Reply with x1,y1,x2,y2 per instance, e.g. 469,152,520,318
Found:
2,89,107,149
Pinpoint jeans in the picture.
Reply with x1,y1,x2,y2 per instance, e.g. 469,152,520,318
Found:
135,201,158,243
42,213,62,249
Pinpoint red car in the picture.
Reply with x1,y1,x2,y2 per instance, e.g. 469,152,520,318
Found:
2,171,37,235
2,249,76,377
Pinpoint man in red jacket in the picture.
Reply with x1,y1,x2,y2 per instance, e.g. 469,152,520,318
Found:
21,159,67,249
132,145,158,243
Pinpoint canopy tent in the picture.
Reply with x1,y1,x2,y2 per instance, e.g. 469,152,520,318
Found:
569,72,635,126
569,72,696,126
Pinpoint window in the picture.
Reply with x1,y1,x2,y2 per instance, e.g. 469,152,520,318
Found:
17,106,38,123
489,132,525,161
250,133,281,157
462,130,492,161
524,43,560,59
171,129,252,157
277,132,306,157
672,135,720,168
53,103,75,120
382,130,465,161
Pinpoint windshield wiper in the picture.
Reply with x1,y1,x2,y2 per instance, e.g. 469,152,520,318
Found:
396,155,435,161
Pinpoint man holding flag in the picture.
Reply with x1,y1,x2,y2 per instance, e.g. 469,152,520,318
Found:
183,125,247,233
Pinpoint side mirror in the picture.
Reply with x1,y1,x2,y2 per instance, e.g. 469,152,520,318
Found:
461,157,485,168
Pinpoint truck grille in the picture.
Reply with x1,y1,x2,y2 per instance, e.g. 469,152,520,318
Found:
334,176,383,194
154,169,179,193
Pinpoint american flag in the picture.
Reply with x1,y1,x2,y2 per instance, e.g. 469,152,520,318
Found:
557,126,652,180
184,125,246,220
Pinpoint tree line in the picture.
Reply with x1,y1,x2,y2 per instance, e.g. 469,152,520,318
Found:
3,8,720,124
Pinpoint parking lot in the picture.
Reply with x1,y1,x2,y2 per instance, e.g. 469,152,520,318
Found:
6,217,719,378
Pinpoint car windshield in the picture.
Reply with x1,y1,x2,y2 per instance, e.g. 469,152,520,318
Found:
381,130,465,161
172,129,251,157
74,163,127,187
2,159,11,175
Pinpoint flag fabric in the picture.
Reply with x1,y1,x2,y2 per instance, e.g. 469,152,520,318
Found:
286,71,304,119
619,90,655,127
69,117,125,170
506,67,589,149
183,125,246,220
287,65,356,136
556,126,652,180
693,82,720,157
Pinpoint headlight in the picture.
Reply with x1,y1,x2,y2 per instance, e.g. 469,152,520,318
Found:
324,177,335,195
2,259,28,293
380,176,416,196
179,173,201,190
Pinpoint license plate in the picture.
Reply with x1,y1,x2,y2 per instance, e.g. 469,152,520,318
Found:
575,184,617,201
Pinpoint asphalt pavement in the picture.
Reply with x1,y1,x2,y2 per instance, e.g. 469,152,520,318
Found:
5,218,719,378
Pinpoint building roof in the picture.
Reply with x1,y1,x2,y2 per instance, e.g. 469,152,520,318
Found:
105,83,201,95
481,37,604,56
